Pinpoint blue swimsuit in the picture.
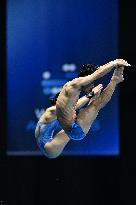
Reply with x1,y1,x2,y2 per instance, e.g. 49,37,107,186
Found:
36,119,62,157
36,119,85,157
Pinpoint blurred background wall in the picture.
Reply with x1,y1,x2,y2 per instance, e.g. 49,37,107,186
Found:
7,0,119,156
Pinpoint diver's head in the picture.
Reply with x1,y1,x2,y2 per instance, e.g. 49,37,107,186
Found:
78,63,99,77
48,92,60,105
82,83,95,93
78,64,99,93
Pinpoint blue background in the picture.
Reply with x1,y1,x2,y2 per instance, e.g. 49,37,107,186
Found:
7,0,119,156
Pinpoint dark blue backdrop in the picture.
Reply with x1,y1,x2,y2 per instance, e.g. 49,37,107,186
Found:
7,0,119,156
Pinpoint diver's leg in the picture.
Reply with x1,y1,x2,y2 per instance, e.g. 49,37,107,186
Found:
44,130,70,158
76,103,99,135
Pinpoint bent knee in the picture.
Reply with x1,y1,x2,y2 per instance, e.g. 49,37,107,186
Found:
44,143,60,159
76,118,90,135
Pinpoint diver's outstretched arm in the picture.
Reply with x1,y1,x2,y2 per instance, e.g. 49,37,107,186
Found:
69,59,130,89
92,67,125,110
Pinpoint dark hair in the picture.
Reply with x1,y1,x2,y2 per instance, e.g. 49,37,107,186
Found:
78,64,99,77
48,92,60,105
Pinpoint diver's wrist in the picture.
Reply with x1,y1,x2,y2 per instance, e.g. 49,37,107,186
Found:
85,91,95,99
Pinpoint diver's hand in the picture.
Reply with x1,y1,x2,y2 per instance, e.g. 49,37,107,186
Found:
109,59,131,68
92,84,103,98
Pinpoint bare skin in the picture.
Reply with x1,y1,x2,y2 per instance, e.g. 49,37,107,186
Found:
75,67,125,134
36,59,130,158
35,85,102,158
56,59,129,131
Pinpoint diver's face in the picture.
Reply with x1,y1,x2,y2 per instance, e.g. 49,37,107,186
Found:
82,84,94,93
